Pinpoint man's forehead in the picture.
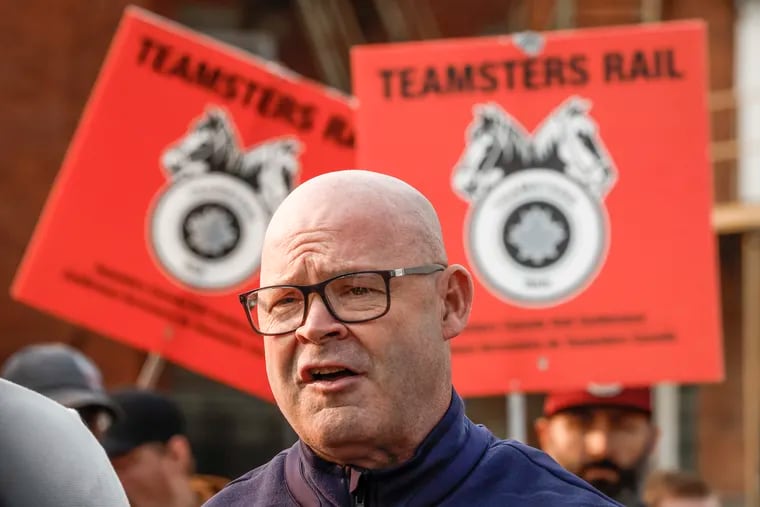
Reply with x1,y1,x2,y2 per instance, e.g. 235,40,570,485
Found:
268,170,434,229
264,191,425,260
267,192,396,243
261,171,443,277
265,212,401,258
260,217,408,285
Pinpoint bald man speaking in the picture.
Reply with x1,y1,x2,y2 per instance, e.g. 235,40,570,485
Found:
206,170,620,506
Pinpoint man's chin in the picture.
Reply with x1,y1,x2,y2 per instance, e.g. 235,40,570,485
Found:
302,414,378,459
308,406,369,438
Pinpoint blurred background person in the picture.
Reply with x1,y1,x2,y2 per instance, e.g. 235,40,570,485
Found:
535,386,658,506
1,342,119,440
104,388,228,507
643,469,720,507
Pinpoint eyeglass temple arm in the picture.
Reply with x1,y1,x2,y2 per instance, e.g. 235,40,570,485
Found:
392,264,446,277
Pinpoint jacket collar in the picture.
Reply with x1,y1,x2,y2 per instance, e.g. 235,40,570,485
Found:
284,390,491,506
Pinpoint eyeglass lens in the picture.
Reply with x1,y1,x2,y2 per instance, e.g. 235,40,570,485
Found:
249,272,389,334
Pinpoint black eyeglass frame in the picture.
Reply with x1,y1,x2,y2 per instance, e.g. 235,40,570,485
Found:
238,263,447,336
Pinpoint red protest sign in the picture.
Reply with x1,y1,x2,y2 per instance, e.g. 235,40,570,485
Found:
12,7,355,400
352,22,722,395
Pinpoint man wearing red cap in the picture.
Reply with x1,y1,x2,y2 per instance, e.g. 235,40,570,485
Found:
535,386,658,507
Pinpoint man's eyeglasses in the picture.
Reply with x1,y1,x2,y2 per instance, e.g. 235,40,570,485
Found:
239,264,446,336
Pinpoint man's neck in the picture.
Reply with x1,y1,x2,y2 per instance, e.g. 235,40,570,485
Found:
309,389,455,470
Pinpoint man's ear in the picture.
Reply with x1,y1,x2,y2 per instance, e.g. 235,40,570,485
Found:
534,417,550,450
165,435,193,473
440,264,473,341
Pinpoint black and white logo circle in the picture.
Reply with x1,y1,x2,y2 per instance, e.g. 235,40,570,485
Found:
149,107,301,292
467,169,608,306
150,173,268,290
452,97,617,308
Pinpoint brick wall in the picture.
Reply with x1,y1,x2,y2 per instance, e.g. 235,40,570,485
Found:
0,0,158,384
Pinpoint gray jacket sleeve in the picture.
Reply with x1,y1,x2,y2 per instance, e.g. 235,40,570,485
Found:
0,378,129,507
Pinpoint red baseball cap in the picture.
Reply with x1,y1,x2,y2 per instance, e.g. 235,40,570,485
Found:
543,385,652,417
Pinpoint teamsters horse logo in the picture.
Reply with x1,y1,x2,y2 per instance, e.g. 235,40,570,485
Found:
452,96,617,307
148,107,301,291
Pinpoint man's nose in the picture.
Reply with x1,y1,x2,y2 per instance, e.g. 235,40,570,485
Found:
585,429,611,458
294,294,347,344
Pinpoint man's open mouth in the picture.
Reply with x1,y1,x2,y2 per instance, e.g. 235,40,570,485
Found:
308,367,358,382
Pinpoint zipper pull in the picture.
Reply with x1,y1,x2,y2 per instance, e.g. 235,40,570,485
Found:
348,468,366,507
352,482,365,507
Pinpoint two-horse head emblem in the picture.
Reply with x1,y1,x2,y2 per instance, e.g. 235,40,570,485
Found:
453,96,617,203
452,97,617,307
149,107,302,291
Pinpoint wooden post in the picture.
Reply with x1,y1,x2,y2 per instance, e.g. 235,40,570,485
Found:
555,0,576,29
713,203,760,234
136,352,166,389
743,231,760,506
507,393,527,442
654,383,680,469
640,0,662,23
295,0,363,90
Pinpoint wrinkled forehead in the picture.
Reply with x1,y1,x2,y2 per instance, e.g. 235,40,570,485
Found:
553,405,652,424
266,205,400,252
261,172,444,273
277,173,433,232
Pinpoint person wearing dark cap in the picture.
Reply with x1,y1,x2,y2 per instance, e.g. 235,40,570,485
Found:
1,342,119,440
535,386,659,507
104,388,228,507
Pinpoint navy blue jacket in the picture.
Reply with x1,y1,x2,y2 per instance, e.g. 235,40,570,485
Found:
205,392,621,506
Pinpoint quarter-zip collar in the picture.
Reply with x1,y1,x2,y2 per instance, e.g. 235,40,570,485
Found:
284,390,491,506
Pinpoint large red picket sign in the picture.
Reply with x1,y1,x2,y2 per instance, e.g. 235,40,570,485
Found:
12,7,355,400
352,21,722,394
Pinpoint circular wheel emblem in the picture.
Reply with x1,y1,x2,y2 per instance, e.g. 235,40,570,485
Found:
467,169,608,307
149,173,268,290
181,202,241,260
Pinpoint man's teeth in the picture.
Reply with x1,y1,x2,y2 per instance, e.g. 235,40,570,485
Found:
311,367,346,375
